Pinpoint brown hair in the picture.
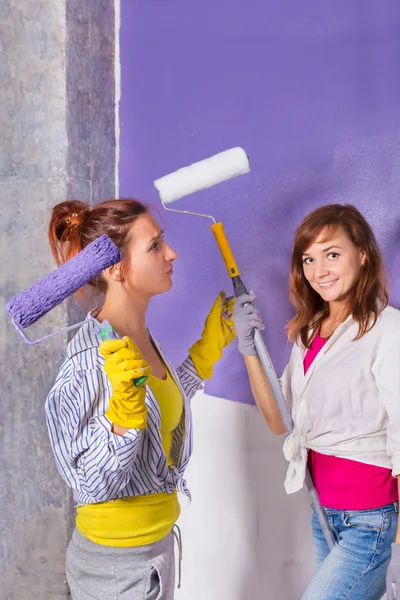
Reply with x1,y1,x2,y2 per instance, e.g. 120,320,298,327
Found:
48,198,148,294
287,203,389,347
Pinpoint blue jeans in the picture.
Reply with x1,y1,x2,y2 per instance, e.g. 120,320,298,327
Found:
302,503,398,600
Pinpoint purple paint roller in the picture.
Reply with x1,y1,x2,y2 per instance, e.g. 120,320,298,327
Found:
6,235,122,345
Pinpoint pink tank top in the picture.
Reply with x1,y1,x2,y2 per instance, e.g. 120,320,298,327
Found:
305,331,397,510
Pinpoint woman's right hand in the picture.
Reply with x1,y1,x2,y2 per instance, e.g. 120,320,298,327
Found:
233,294,285,434
233,292,265,356
99,337,152,429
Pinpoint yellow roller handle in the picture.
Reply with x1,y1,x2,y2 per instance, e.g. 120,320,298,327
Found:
210,222,240,278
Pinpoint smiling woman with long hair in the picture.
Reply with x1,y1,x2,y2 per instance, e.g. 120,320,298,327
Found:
233,204,400,600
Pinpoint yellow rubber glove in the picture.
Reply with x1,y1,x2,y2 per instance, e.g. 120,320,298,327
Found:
99,337,152,429
189,291,236,380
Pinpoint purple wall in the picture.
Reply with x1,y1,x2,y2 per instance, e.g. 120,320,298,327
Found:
120,1,400,403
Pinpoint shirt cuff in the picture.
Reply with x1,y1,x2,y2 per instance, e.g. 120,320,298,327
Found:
179,356,204,384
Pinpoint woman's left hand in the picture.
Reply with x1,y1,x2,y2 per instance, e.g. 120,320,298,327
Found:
386,543,400,599
188,291,236,379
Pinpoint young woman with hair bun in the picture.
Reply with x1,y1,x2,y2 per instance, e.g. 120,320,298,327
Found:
46,198,252,600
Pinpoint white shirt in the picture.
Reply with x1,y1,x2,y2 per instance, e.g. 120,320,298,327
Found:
281,305,400,494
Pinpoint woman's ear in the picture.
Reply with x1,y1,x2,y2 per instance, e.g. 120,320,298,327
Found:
103,262,122,283
361,251,367,267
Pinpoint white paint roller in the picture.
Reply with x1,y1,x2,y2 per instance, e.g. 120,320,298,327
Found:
154,147,250,205
154,147,251,277
154,149,336,550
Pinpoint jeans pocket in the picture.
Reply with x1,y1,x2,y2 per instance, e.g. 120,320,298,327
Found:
343,510,384,532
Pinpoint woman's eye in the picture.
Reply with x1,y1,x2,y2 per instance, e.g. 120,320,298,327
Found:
303,257,313,265
328,252,339,259
149,236,164,252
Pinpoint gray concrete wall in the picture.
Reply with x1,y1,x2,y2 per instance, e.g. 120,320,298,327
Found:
0,2,116,597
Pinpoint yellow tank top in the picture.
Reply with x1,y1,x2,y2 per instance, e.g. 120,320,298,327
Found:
76,366,184,547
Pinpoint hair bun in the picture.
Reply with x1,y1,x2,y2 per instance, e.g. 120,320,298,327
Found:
64,207,89,230
51,200,89,242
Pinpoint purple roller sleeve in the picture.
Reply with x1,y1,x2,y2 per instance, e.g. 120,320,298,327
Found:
6,235,122,328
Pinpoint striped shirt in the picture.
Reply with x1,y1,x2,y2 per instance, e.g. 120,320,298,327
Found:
45,314,203,506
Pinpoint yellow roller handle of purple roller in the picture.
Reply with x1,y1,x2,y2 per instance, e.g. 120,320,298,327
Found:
210,222,240,278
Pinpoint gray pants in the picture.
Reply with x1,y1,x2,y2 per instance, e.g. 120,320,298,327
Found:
66,528,177,600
